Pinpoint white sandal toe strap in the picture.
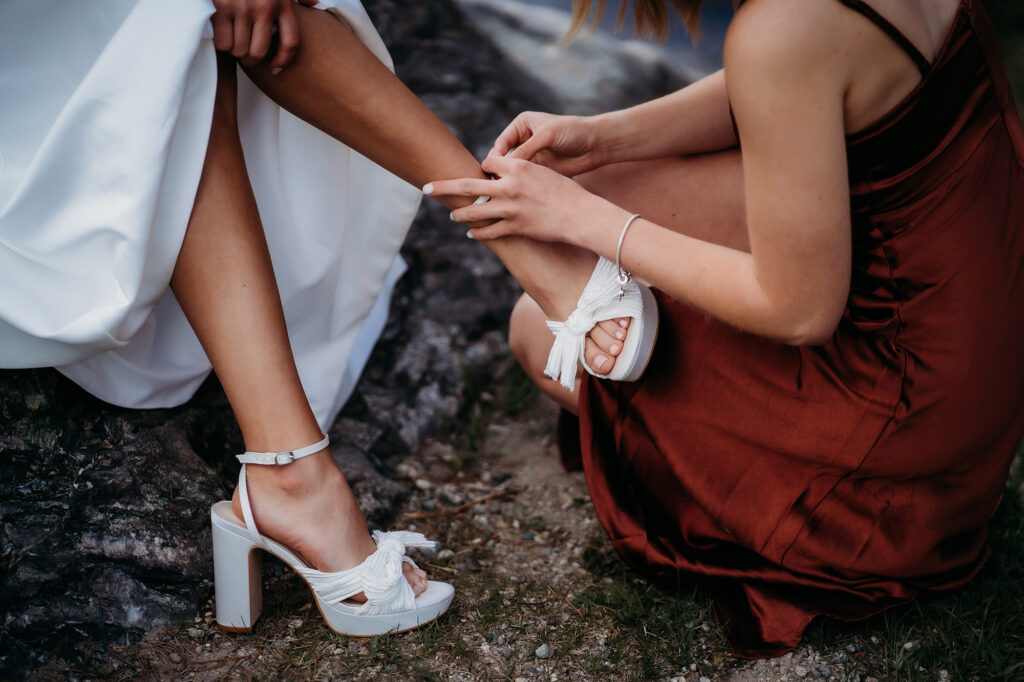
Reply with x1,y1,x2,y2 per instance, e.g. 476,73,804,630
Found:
544,257,644,391
296,530,439,615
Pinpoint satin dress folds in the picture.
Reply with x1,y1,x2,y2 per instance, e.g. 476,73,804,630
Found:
576,0,1024,658
0,0,421,429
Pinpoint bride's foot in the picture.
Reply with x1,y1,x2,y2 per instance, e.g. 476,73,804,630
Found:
230,449,428,597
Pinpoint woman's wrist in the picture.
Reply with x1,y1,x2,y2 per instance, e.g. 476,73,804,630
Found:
591,108,646,167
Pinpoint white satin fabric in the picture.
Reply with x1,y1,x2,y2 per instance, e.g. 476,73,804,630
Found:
0,0,421,429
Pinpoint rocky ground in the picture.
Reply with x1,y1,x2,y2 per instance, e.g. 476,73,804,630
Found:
31,375,1009,680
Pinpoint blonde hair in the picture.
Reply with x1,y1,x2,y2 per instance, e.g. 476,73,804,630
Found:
567,0,702,42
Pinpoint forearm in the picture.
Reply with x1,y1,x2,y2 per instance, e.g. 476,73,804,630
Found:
574,203,838,346
593,70,738,165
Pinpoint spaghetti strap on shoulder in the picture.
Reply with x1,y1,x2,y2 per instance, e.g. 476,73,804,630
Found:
836,0,931,74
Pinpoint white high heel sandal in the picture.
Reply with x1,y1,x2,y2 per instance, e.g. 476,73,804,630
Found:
210,435,454,636
544,251,659,391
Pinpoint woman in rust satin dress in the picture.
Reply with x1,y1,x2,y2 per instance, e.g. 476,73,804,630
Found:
429,0,1024,657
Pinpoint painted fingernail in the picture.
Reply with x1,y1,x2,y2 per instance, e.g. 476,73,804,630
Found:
271,67,283,76
615,330,625,340
610,343,621,354
466,230,475,239
422,183,435,195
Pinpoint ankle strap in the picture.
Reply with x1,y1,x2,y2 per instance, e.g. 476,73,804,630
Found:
236,435,330,465
235,434,330,544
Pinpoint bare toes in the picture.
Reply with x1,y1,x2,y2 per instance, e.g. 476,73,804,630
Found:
596,319,627,342
584,336,614,375
589,324,622,356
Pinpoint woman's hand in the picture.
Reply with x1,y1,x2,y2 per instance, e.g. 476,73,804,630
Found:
211,0,318,72
490,112,606,178
425,154,622,246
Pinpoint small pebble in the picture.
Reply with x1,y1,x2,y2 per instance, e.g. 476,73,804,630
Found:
535,643,552,659
903,640,916,650
168,653,182,664
522,532,535,541
816,665,832,678
699,677,711,682
348,642,360,654
187,628,204,640
794,665,808,678
436,549,455,561
420,498,437,512
414,478,433,490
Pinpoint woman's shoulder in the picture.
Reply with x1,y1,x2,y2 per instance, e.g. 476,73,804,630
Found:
726,0,853,67
725,0,854,95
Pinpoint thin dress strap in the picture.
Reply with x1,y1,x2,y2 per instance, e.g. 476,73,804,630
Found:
837,0,931,75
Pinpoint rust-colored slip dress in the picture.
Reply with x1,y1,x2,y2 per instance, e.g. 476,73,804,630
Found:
575,0,1024,657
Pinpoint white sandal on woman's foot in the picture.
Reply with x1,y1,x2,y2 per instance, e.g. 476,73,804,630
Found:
544,256,659,391
210,435,454,636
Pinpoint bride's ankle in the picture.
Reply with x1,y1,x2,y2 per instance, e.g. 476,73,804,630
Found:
242,450,341,497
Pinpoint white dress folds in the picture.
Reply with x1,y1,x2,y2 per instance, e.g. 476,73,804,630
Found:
0,0,421,429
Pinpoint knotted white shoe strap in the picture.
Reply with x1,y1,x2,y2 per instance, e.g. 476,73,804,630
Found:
544,257,644,391
294,530,439,615
235,435,330,544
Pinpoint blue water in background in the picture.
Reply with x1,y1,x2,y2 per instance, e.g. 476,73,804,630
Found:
514,0,734,73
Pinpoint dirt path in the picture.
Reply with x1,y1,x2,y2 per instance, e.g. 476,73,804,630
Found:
49,379,893,681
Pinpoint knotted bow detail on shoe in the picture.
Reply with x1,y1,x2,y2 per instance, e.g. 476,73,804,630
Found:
294,530,439,616
544,257,644,391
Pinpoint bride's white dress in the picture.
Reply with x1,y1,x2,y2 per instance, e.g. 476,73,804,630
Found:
0,0,421,429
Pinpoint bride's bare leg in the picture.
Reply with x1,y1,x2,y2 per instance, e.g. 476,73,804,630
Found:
171,54,424,591
242,7,604,341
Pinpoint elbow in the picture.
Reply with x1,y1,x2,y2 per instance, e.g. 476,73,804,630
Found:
779,314,841,347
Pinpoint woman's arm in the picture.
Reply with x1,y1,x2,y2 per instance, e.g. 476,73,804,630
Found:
493,69,737,174
595,69,738,161
437,0,854,345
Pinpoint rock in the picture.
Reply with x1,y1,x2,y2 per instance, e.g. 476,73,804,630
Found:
794,665,809,678
535,643,552,659
168,652,182,664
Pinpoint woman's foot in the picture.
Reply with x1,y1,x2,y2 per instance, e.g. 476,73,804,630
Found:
231,449,427,596
521,251,632,378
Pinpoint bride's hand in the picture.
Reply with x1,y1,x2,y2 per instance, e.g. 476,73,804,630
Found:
489,112,605,178
211,0,319,72
425,154,616,246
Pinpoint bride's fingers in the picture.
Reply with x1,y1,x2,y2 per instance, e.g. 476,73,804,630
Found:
231,11,253,59
269,4,301,71
211,12,235,52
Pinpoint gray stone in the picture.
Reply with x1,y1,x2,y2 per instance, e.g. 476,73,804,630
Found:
535,643,552,659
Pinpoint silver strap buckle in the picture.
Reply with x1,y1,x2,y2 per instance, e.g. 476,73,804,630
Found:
274,451,296,466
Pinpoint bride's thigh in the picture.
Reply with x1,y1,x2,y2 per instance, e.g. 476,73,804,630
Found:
575,149,748,252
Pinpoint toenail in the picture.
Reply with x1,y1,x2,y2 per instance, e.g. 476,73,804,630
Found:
595,354,608,369
618,319,629,328
615,330,625,340
610,343,621,354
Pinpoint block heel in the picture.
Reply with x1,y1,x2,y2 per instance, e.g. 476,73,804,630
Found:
211,503,263,632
